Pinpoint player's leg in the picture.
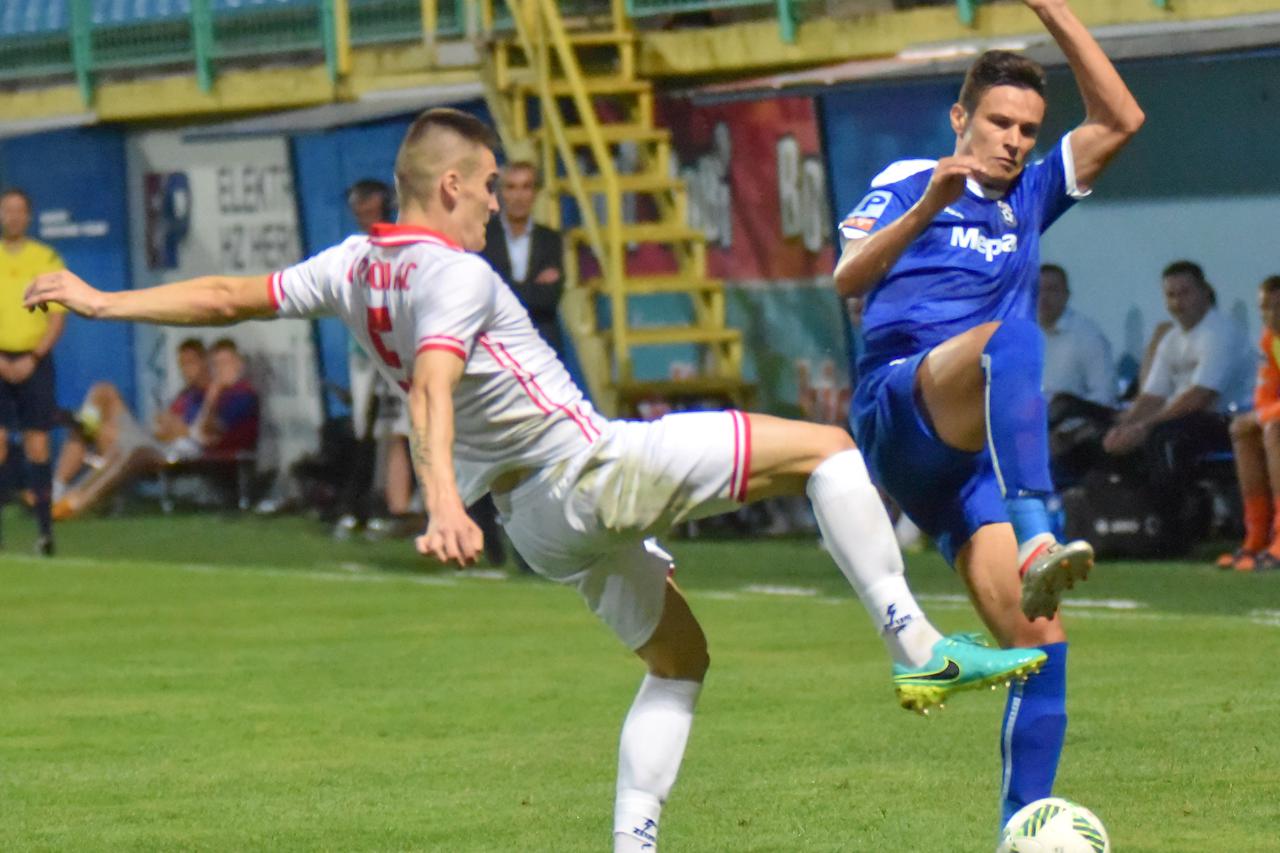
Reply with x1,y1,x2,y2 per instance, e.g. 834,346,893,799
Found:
738,413,1045,710
56,445,164,519
739,413,945,668
1217,413,1268,569
615,579,708,853
918,321,1092,618
1262,419,1280,564
955,523,1068,826
15,355,59,553
0,422,8,547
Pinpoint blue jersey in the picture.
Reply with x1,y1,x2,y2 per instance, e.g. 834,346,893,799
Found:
840,135,1086,377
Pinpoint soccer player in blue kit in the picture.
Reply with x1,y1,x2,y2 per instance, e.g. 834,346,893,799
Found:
833,0,1144,826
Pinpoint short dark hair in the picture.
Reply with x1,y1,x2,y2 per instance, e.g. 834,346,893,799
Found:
402,108,499,158
177,337,206,356
1040,263,1068,285
346,179,393,215
1261,275,1280,296
210,338,240,355
958,51,1047,115
1162,260,1217,305
0,187,32,210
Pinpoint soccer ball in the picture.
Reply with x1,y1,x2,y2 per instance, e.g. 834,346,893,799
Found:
996,797,1110,853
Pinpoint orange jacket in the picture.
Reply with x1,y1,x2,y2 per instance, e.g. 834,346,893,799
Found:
1257,329,1280,422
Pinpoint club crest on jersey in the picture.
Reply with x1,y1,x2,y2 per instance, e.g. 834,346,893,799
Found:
997,200,1017,227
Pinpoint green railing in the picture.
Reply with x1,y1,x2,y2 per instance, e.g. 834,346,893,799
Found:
0,0,1178,108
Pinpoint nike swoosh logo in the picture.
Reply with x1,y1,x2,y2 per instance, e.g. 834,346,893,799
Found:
943,207,964,218
899,658,960,683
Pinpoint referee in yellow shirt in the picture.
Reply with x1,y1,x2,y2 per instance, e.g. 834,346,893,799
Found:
0,188,65,555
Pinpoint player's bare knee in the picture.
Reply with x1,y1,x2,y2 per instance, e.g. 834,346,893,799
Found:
644,640,709,682
1232,414,1262,441
1262,419,1280,448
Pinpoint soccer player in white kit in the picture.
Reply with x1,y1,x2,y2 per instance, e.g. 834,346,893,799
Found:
26,108,1047,851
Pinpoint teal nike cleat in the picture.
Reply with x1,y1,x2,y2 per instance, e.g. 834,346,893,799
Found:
892,634,1047,714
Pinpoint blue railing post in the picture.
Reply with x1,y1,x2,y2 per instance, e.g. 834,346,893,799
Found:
957,0,977,27
776,0,796,43
192,0,215,93
69,0,94,106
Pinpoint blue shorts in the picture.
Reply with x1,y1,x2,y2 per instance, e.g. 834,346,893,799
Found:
0,352,57,433
851,351,1006,565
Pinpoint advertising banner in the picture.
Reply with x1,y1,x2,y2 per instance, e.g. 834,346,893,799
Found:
126,131,321,474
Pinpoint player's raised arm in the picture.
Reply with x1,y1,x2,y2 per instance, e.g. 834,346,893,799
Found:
24,270,276,326
408,348,482,567
833,156,985,298
1027,0,1144,188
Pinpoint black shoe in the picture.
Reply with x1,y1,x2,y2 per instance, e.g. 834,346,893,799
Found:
35,534,54,557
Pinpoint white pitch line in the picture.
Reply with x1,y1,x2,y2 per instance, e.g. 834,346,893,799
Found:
742,584,820,597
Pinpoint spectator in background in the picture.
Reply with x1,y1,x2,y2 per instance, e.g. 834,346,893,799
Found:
196,338,259,457
1038,263,1117,486
334,179,418,540
1038,264,1116,407
52,337,257,519
0,187,65,555
51,337,210,519
1217,274,1280,572
482,160,566,355
1103,261,1254,509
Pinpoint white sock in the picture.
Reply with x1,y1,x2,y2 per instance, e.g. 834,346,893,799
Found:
1017,532,1057,570
807,449,943,667
613,675,702,852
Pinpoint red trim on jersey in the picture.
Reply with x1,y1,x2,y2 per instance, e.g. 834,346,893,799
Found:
478,335,599,443
495,340,601,442
267,272,282,311
417,342,467,360
736,410,753,503
368,222,463,251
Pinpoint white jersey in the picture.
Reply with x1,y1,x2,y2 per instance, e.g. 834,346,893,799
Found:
271,223,604,503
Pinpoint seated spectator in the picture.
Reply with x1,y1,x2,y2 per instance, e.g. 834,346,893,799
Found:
1102,260,1254,511
1038,264,1117,484
1039,263,1117,407
52,337,258,518
1217,274,1280,571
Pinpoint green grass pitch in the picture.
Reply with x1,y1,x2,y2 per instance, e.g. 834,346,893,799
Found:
2,511,1277,851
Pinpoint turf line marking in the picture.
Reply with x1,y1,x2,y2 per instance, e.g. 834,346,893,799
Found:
742,584,820,597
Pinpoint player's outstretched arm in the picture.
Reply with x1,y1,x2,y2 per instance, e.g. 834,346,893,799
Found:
834,156,985,298
408,349,482,567
24,270,276,326
1026,0,1144,188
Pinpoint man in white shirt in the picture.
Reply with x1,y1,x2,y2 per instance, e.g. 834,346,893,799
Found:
1038,263,1117,485
1038,263,1116,407
25,108,1045,853
1104,260,1253,504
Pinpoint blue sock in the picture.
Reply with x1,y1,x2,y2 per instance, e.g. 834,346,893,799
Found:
981,320,1055,545
1000,642,1068,826
26,459,52,537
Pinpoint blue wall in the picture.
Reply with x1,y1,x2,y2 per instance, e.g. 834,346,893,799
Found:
0,127,134,413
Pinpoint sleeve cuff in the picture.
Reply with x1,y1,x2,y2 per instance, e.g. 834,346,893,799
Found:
1061,133,1093,200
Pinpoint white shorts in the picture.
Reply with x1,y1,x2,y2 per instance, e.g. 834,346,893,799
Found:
493,410,752,650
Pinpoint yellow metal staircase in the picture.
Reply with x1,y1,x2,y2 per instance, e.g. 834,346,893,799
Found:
481,0,753,418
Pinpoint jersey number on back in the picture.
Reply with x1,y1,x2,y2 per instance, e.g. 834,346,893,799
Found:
366,307,402,370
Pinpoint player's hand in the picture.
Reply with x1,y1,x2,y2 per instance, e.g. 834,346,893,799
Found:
415,504,484,568
23,270,106,318
8,354,37,383
922,155,987,211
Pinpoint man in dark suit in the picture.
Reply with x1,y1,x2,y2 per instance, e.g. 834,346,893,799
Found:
482,161,566,355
